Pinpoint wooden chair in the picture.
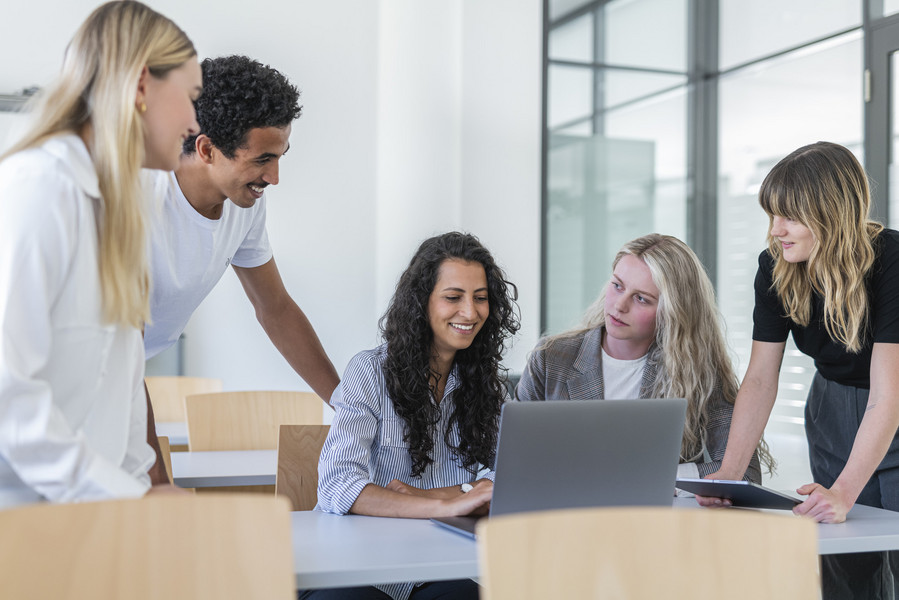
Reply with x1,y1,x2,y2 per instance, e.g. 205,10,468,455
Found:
185,391,324,452
477,507,820,600
157,435,174,483
0,494,294,600
185,391,324,494
276,424,330,511
145,376,223,422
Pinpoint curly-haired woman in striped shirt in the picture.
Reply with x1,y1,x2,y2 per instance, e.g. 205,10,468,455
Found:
307,232,519,600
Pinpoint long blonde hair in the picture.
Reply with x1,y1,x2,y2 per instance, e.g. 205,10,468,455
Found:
549,234,774,472
1,1,195,327
759,141,882,353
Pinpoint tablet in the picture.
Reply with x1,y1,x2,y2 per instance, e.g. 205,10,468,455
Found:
675,478,802,510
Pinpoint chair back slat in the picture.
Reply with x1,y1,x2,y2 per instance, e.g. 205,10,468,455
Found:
276,424,330,510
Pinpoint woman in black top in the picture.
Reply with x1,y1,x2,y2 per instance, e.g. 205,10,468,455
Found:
703,141,899,599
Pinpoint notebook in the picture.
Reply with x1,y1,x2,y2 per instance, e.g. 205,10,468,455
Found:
431,398,687,538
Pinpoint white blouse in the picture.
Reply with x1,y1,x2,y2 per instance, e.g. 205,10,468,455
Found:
0,134,154,508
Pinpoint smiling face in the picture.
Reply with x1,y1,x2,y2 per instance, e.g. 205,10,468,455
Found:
603,254,660,359
769,215,816,263
140,57,202,170
427,258,489,365
206,125,291,208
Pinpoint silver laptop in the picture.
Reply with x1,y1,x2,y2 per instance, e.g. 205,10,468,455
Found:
431,398,687,538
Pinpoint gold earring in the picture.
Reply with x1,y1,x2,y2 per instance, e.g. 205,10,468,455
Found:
139,102,147,113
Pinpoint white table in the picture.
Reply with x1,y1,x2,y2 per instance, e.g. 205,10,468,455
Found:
164,448,899,586
155,421,189,446
292,512,477,589
170,449,276,488
669,497,899,554
291,502,899,589
815,502,899,554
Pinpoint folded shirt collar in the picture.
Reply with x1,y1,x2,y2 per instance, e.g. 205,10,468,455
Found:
42,133,100,199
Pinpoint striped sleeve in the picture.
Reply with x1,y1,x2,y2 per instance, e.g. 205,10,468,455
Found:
316,351,383,515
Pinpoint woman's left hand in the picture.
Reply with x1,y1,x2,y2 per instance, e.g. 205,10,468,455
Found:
793,483,851,523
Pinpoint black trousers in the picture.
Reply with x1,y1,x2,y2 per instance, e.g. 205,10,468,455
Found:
806,372,899,600
298,579,479,600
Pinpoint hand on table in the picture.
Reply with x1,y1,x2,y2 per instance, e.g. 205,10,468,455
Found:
793,483,850,524
146,483,190,496
381,478,493,516
463,479,493,516
386,478,493,508
443,479,493,517
386,479,464,500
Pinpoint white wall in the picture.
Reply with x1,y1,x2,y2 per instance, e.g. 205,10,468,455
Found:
169,0,383,394
376,1,463,315
374,0,542,373
0,0,542,401
460,0,543,371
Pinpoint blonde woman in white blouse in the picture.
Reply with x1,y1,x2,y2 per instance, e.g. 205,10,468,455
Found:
0,1,201,508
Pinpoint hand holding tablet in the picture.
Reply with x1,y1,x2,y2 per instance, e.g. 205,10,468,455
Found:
675,478,803,510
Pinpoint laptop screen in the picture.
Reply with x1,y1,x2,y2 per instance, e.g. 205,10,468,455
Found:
489,398,687,517
431,398,687,538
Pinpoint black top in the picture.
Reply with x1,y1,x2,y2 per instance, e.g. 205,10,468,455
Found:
752,228,899,388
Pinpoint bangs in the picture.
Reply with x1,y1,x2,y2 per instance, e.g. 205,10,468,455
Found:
758,175,811,224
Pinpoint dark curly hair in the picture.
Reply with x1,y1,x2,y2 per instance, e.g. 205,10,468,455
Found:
182,55,301,157
379,232,520,478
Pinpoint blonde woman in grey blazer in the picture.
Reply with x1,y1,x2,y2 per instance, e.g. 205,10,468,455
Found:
517,234,771,482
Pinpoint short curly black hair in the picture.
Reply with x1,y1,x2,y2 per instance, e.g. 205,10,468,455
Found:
182,55,301,158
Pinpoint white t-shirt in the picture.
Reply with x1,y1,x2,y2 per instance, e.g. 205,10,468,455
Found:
600,348,701,483
142,171,273,358
601,348,647,400
0,134,154,508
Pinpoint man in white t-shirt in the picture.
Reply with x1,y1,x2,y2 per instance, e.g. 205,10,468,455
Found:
143,56,339,484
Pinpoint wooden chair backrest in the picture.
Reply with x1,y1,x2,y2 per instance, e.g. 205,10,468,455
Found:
186,390,324,451
477,506,820,600
276,424,330,511
145,376,223,422
0,494,294,600
157,435,174,483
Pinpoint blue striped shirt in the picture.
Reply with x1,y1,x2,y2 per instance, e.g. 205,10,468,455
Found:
316,344,494,600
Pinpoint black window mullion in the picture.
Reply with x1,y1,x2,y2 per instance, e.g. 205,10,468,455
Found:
686,0,719,282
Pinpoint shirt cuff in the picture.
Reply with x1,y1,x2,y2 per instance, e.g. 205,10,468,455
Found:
328,478,371,516
57,453,150,504
477,466,496,482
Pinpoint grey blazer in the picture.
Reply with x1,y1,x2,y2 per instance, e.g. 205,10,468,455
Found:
515,327,761,483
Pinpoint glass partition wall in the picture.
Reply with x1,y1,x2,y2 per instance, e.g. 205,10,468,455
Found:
545,0,688,332
543,0,898,488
